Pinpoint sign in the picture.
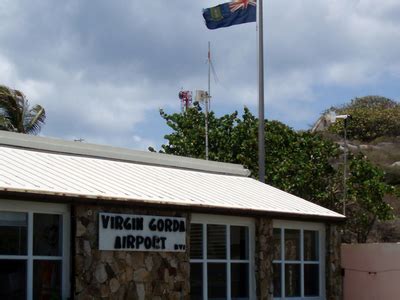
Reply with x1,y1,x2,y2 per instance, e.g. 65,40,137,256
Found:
98,213,186,252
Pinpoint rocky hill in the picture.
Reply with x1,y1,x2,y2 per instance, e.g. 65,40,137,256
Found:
312,96,400,242
332,137,400,186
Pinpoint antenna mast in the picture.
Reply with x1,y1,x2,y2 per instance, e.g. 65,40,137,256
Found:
196,42,213,160
178,90,192,112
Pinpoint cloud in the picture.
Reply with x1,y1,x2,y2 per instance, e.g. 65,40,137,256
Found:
0,0,400,149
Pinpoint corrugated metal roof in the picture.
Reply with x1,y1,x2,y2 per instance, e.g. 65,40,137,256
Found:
0,131,250,176
0,136,344,221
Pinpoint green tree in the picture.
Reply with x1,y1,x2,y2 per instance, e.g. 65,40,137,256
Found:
328,96,400,142
0,85,46,134
153,102,339,206
344,154,394,243
152,103,396,242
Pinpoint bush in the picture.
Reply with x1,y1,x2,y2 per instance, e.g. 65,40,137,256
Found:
328,96,400,142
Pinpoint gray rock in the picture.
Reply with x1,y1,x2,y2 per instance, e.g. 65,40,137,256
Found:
144,256,153,271
377,142,394,147
83,240,91,256
134,268,150,282
95,263,108,284
348,144,358,151
391,161,400,168
136,283,145,300
76,220,86,237
109,278,120,293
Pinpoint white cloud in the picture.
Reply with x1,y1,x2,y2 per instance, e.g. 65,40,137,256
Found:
0,0,400,149
0,55,16,84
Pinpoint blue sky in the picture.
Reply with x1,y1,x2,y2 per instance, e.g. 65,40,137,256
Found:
1,0,400,150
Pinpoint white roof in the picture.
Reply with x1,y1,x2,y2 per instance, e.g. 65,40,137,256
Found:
0,132,344,221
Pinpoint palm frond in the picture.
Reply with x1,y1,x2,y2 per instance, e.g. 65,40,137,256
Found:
0,85,25,130
25,105,46,135
0,86,17,116
0,115,15,131
0,84,45,134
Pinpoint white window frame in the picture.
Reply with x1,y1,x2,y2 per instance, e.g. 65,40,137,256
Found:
190,213,256,300
0,199,70,300
272,220,326,300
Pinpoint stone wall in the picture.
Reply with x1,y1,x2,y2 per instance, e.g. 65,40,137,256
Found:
74,204,190,300
326,223,343,300
255,217,273,300
72,203,342,300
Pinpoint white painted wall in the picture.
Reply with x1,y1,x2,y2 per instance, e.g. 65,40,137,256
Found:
342,243,400,300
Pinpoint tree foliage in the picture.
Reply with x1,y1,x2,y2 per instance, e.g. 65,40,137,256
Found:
152,103,396,242
154,102,339,205
0,85,46,134
328,96,400,142
345,154,394,242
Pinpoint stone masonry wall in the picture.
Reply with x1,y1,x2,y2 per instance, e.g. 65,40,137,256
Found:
74,204,190,300
255,217,273,300
72,202,342,300
326,223,343,300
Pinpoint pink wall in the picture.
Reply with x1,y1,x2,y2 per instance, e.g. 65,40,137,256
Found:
341,243,400,300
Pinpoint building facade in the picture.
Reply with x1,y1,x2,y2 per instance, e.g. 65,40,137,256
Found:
0,131,344,300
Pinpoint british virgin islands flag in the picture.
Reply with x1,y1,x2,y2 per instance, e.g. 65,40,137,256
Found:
203,0,256,30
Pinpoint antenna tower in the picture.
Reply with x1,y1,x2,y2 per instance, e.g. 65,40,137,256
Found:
195,41,214,160
178,90,192,112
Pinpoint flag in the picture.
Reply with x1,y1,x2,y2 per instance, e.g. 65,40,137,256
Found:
203,0,256,30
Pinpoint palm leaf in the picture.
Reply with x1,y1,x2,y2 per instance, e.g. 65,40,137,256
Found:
0,115,15,131
25,105,46,135
0,85,46,134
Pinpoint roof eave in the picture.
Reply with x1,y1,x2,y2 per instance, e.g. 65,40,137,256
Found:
0,189,346,223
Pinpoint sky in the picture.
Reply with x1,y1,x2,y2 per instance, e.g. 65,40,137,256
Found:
1,0,400,150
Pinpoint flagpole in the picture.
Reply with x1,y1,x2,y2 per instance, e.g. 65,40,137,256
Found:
206,41,210,161
257,0,265,182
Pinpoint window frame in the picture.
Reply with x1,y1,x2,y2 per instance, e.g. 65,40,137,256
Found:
272,220,326,300
0,199,70,300
190,213,256,300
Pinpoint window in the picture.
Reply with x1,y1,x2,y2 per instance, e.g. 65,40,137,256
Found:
0,200,70,300
190,214,255,300
272,221,325,300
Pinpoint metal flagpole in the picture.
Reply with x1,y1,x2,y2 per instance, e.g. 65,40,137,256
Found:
205,41,211,161
257,0,265,182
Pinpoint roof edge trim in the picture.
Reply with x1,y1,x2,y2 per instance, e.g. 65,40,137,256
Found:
0,188,346,222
